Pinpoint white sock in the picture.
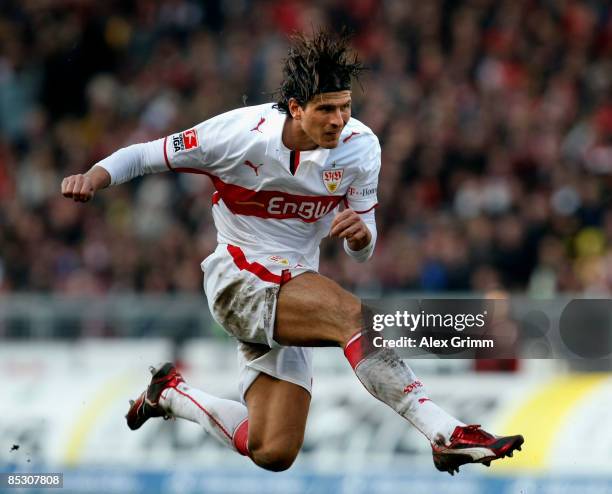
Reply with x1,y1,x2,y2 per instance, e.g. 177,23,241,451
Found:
160,382,248,452
345,334,464,444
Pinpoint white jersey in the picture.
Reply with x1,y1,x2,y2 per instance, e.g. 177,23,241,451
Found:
97,103,380,269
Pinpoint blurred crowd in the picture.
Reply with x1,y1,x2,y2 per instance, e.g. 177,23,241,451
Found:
1,0,611,296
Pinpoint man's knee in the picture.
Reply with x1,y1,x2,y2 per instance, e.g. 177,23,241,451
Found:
249,436,302,472
336,297,368,346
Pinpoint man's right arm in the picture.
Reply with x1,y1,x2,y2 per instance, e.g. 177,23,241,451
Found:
61,107,246,202
61,138,167,202
61,165,111,202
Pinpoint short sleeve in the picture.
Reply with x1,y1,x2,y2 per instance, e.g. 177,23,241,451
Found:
345,136,380,213
162,108,243,173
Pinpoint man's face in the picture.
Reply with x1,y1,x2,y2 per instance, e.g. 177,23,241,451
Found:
293,91,352,149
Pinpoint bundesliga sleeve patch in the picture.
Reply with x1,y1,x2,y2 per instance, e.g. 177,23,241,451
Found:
171,128,199,153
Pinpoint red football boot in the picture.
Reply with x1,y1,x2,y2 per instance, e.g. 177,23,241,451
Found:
125,362,184,430
432,424,524,475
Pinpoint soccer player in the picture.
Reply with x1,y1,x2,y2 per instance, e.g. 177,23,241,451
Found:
61,31,523,475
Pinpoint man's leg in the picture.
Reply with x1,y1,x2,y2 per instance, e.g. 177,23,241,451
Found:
127,363,310,472
243,374,310,471
127,363,251,453
275,272,460,442
275,272,523,474
163,373,310,472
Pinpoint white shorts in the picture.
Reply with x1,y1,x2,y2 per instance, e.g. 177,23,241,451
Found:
201,243,314,402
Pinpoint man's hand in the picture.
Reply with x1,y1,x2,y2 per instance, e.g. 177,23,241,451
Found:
61,166,111,202
330,208,372,251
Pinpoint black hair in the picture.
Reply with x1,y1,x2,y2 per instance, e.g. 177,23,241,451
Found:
274,29,365,115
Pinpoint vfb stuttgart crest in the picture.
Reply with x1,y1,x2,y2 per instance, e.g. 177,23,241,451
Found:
322,169,344,193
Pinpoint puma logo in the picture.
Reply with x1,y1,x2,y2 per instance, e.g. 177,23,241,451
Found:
250,117,265,133
342,131,360,143
244,160,264,176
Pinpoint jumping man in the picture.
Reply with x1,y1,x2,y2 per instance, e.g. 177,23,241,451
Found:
61,30,523,475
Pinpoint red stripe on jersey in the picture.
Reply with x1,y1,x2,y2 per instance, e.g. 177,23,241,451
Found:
212,178,342,222
210,177,342,222
163,136,173,171
289,150,301,175
227,245,292,285
294,150,301,174
343,131,360,143
353,203,378,214
212,191,220,205
166,165,342,222
172,166,209,175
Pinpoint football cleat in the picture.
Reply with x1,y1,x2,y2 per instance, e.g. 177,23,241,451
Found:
125,362,184,430
432,424,524,475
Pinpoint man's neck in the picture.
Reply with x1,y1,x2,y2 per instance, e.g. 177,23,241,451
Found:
282,117,318,151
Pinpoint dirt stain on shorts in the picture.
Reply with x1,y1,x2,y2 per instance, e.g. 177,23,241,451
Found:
212,277,279,345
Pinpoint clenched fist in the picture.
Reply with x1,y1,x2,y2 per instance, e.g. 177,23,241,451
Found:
330,208,372,251
61,166,111,202
61,174,95,202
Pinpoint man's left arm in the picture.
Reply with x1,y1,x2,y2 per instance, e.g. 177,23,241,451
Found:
330,208,377,262
330,134,380,262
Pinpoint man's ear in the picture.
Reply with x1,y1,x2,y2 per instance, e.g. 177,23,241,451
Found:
288,98,303,120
